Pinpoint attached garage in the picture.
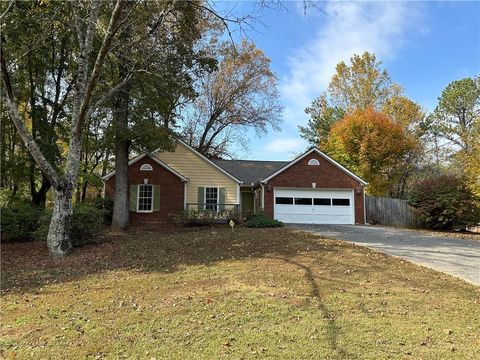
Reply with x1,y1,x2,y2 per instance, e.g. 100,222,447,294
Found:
274,188,354,224
262,148,368,225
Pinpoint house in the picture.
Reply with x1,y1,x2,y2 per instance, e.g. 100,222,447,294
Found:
103,139,367,225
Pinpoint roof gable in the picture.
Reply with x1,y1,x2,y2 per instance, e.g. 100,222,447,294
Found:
102,153,188,182
262,147,368,185
154,140,243,184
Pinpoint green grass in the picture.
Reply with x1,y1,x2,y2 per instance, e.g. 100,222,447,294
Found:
1,226,479,359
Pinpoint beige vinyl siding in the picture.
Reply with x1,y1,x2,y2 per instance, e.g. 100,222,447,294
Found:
154,142,239,208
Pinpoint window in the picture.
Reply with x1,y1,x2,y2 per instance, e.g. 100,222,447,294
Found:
275,197,293,205
308,159,320,166
138,184,153,212
205,187,218,211
332,198,350,206
314,198,331,206
295,198,312,205
140,163,153,171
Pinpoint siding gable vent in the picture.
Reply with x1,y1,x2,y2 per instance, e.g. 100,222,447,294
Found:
140,163,153,171
308,159,320,166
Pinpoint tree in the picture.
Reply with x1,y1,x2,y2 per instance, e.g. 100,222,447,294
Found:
2,0,127,256
298,93,345,146
382,94,425,129
108,0,215,229
324,107,421,197
300,52,424,148
0,1,74,206
430,77,480,151
328,52,396,111
429,77,480,196
181,39,282,158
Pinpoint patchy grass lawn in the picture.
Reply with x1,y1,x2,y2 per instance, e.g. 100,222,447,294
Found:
1,226,479,359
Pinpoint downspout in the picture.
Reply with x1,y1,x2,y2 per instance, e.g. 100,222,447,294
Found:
184,180,189,210
363,186,367,225
260,182,265,210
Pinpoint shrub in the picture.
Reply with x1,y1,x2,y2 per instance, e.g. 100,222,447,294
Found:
1,201,44,241
93,197,114,225
36,204,105,247
409,175,480,230
245,213,284,228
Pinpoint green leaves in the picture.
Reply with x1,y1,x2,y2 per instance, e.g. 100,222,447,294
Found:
299,93,345,146
431,77,480,150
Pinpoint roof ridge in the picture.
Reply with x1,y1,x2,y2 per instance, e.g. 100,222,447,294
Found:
214,159,289,163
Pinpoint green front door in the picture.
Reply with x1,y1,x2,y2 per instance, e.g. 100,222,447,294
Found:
241,191,254,217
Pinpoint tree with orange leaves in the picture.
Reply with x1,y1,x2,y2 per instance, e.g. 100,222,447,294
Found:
324,107,422,197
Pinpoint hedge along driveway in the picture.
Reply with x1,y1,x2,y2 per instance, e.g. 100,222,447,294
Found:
290,224,480,286
1,227,479,359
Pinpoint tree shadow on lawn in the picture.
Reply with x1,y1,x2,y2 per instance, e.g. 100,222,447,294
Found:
2,225,465,295
0,226,322,291
2,225,460,294
3,225,478,358
2,225,361,358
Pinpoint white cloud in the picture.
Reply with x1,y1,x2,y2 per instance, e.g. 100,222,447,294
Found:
280,1,423,125
260,1,425,160
262,137,306,154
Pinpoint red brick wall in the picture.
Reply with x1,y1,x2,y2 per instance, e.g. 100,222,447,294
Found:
263,155,365,224
104,157,184,224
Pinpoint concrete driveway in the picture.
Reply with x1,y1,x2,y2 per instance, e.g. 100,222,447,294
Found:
289,224,480,286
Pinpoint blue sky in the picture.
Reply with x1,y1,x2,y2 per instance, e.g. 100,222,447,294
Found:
219,1,480,160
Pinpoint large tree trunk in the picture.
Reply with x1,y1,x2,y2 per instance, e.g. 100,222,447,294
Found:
111,87,131,229
111,5,131,230
2,0,126,255
47,187,73,256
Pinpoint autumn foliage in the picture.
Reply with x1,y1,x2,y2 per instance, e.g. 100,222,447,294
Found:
409,175,480,229
324,107,421,196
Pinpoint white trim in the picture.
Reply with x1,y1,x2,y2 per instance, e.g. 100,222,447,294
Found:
140,163,153,171
363,189,367,224
260,183,265,209
261,148,368,185
102,153,188,182
137,184,154,213
237,183,241,205
160,140,243,184
308,158,320,166
183,181,188,210
203,185,220,213
351,189,356,224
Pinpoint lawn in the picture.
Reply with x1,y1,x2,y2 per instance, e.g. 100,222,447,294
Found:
1,226,479,359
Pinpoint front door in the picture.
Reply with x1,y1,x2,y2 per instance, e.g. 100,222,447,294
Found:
241,191,254,217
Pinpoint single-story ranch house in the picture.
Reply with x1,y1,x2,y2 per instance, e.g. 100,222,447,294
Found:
103,139,367,225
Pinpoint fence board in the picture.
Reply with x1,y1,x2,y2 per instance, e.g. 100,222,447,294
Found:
366,196,424,228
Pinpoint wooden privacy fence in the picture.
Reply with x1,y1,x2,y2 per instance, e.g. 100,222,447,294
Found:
366,196,424,228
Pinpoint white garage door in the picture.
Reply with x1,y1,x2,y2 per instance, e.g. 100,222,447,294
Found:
274,188,354,224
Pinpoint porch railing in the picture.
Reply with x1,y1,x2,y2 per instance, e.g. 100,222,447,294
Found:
185,203,240,212
184,203,241,222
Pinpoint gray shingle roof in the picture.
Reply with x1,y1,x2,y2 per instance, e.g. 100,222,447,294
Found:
213,159,289,185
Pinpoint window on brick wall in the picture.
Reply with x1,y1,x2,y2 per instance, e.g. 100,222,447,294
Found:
138,184,153,212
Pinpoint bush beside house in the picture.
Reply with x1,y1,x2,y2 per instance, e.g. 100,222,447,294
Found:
245,213,284,228
1,200,107,246
409,175,480,230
